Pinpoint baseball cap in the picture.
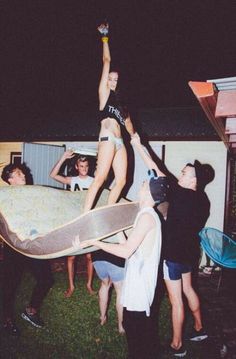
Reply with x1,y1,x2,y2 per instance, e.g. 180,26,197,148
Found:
187,160,215,189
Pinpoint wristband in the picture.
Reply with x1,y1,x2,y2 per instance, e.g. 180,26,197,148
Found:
102,36,109,43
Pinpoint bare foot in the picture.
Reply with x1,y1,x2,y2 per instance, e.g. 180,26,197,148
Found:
86,284,97,295
64,287,74,298
100,316,107,326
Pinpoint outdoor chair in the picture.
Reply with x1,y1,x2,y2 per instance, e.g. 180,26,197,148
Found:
199,227,236,357
199,227,236,293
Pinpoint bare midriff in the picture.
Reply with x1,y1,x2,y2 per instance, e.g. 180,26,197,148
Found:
99,117,122,138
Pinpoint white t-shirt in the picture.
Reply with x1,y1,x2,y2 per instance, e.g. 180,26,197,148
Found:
70,176,93,191
121,207,162,316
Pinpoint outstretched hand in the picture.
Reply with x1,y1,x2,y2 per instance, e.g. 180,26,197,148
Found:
97,23,109,36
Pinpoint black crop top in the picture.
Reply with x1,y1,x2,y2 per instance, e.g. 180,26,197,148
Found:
100,91,126,126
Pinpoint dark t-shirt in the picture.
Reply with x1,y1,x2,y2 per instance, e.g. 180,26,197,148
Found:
100,91,126,126
91,250,125,268
163,181,210,265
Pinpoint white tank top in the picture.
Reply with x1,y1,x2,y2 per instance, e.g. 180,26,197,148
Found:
121,207,162,316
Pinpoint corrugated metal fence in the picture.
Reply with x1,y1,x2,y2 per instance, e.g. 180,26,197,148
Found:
23,143,65,188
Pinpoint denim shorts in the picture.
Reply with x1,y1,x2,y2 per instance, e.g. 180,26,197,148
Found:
163,260,192,280
93,261,125,282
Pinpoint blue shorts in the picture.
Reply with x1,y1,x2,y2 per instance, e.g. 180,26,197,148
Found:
93,261,125,282
163,260,192,280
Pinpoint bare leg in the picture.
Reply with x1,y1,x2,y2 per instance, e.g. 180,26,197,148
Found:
86,253,96,295
83,141,115,212
64,256,76,298
113,280,125,334
182,272,203,331
98,278,111,325
109,145,127,205
165,279,184,350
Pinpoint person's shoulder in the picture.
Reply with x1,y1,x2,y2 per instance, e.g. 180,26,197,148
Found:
83,176,94,184
75,176,91,182
71,175,79,181
168,177,178,192
138,209,158,226
178,186,194,196
170,182,186,198
174,186,196,205
196,190,210,206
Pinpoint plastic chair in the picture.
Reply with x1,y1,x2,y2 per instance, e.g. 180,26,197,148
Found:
199,227,236,292
199,227,236,357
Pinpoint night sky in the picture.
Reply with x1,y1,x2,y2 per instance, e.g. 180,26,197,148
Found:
2,1,236,123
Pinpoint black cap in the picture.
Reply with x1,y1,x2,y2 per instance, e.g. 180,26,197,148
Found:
187,160,215,189
148,169,169,204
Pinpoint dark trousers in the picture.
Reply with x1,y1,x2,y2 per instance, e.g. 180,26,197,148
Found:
122,259,166,359
2,245,54,320
123,308,159,359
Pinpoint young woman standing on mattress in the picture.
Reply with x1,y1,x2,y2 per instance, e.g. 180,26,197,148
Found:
83,23,135,212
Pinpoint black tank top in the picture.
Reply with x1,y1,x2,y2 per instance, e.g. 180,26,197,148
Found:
100,91,126,126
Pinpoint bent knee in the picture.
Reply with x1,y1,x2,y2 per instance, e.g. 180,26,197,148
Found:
183,286,197,299
168,293,183,307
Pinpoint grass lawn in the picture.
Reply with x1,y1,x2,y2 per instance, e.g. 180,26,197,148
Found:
1,263,206,358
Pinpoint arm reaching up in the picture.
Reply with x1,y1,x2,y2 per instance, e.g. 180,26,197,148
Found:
131,133,166,177
98,23,111,110
49,150,75,185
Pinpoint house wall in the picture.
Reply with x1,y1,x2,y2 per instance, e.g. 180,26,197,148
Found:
1,141,227,232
